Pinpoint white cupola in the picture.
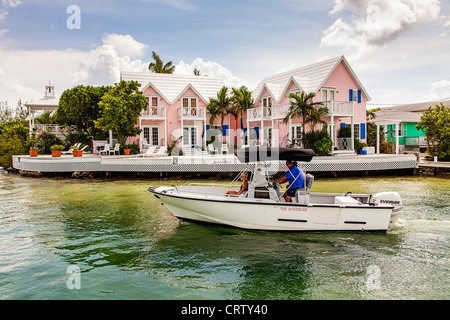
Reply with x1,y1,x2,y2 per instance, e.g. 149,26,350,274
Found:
45,82,55,99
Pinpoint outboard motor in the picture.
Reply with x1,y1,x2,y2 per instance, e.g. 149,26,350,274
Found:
372,192,403,226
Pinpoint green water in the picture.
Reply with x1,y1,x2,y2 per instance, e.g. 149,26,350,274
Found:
0,173,449,300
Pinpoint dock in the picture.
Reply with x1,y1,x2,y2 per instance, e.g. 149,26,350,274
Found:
12,153,418,177
417,160,450,177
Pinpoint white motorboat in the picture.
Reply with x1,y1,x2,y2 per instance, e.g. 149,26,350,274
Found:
148,147,402,232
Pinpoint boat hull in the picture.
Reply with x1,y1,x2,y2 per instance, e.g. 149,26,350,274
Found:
150,187,394,232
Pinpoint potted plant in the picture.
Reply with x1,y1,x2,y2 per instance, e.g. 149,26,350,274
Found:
122,144,131,155
71,145,83,157
29,146,39,157
50,144,64,157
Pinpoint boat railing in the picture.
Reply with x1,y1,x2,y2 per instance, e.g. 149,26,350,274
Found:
187,183,232,188
183,183,247,198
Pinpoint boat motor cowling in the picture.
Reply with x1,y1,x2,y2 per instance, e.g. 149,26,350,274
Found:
372,192,403,226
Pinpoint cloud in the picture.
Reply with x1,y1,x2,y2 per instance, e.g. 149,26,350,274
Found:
175,58,247,88
424,80,450,101
1,0,21,8
0,9,7,22
141,0,195,11
0,34,150,104
0,33,248,106
321,0,443,61
102,33,149,59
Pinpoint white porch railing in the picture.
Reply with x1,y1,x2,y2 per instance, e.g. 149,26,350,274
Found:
33,124,75,136
178,107,206,120
323,100,354,117
141,106,165,119
248,101,354,121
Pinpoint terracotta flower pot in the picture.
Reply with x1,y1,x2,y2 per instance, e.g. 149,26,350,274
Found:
51,150,62,157
72,150,82,157
123,149,131,155
29,150,38,157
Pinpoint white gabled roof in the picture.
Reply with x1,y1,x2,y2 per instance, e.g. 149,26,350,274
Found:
252,55,371,103
120,72,226,104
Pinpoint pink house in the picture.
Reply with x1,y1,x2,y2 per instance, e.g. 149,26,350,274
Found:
121,72,230,150
247,55,370,150
121,55,370,152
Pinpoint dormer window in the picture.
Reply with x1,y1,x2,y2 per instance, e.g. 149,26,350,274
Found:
321,87,336,101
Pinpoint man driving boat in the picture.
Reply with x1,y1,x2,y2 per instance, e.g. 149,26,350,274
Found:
274,160,305,202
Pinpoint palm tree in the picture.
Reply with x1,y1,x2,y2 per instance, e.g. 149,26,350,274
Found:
283,91,323,135
148,51,175,74
206,98,221,127
214,86,231,128
305,105,329,131
232,86,254,146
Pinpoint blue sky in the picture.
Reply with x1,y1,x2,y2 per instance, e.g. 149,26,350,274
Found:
1,0,450,107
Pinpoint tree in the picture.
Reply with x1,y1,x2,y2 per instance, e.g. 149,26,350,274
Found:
148,51,175,74
210,86,231,128
57,85,111,137
366,107,380,121
94,80,148,146
283,92,323,135
416,103,450,161
206,98,221,127
305,105,329,130
232,86,254,146
0,120,29,167
1,100,28,123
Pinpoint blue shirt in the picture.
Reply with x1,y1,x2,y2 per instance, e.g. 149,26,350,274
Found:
284,166,305,189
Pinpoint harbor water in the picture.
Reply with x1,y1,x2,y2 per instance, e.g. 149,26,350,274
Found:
0,172,449,300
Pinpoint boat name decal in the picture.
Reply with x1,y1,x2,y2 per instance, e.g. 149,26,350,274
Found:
280,207,308,212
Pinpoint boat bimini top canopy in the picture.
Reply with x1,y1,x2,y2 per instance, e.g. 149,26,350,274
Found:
235,147,314,163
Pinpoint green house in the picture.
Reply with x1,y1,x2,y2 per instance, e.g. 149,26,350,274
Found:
371,99,450,154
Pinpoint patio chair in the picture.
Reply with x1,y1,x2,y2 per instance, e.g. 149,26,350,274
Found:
99,144,111,155
207,144,218,155
221,143,229,154
80,145,88,153
142,146,157,157
109,144,120,155
62,143,82,155
141,138,151,150
153,146,168,157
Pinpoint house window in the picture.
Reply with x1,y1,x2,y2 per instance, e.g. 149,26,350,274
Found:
263,127,273,146
291,125,302,146
143,127,159,146
288,90,302,98
354,123,360,140
145,96,159,115
349,89,362,103
398,123,407,137
262,97,272,117
322,87,336,101
182,97,198,116
183,126,197,146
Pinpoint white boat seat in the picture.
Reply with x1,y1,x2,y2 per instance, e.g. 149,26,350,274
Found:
334,196,361,206
295,174,314,203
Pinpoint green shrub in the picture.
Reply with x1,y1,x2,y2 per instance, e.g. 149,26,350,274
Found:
35,132,64,154
0,121,29,167
302,129,333,156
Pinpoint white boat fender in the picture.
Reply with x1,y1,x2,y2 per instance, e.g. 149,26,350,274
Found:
372,192,403,212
